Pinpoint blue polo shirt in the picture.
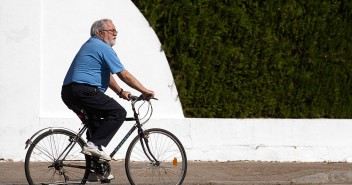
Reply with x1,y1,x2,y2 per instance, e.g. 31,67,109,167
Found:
63,36,125,92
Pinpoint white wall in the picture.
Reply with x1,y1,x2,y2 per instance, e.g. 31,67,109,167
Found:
39,118,352,163
1,0,352,162
0,0,42,160
0,0,183,161
39,0,183,119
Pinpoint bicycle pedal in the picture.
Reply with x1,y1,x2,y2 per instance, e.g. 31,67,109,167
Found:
87,171,99,182
98,174,115,182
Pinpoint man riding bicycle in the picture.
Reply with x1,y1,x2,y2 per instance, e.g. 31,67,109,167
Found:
61,19,154,164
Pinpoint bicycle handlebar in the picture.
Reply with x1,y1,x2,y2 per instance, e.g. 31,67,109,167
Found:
128,94,158,102
127,94,157,125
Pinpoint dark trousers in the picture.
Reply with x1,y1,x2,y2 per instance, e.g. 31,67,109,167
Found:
61,83,127,147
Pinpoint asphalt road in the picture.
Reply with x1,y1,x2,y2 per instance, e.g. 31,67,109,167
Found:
2,160,352,185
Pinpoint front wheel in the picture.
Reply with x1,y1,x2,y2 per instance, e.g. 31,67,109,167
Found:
24,129,89,185
125,128,187,185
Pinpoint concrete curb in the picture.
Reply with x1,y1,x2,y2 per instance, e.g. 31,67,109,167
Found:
290,171,352,184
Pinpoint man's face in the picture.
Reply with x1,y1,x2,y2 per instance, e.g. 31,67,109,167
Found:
98,21,117,46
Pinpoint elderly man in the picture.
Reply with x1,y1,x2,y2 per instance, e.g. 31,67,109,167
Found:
61,19,154,163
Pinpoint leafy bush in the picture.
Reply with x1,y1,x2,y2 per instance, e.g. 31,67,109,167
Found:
132,0,352,118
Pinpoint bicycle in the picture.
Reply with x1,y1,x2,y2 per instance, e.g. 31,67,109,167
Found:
24,95,187,185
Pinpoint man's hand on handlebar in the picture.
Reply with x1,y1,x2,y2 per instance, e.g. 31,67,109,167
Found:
142,90,155,101
127,90,156,102
120,91,131,100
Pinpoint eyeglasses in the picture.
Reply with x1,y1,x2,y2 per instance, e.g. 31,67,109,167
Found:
101,29,118,35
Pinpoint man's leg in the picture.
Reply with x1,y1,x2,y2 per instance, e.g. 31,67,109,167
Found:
88,104,126,147
70,84,127,146
62,83,126,159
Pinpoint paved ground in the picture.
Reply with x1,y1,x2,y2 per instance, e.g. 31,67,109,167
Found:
2,160,352,185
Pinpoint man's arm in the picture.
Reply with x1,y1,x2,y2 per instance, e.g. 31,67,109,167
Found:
116,70,154,99
109,73,130,99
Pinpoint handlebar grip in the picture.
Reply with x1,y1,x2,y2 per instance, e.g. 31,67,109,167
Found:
128,94,139,101
128,94,157,101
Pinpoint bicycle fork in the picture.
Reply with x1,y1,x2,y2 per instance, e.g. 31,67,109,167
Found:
138,129,160,166
110,123,159,165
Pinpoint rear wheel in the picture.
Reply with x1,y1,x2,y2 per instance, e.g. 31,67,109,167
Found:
25,129,89,184
125,128,187,185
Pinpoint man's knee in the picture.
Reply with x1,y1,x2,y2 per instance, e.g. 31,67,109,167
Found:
119,108,127,119
110,108,127,121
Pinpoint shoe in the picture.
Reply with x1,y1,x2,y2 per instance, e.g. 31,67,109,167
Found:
97,174,115,181
81,145,112,161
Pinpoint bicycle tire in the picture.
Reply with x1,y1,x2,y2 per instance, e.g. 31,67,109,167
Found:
25,129,90,185
125,128,187,185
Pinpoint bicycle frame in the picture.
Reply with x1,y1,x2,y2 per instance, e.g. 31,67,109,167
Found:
110,97,159,164
25,95,187,185
25,96,159,167
56,125,88,161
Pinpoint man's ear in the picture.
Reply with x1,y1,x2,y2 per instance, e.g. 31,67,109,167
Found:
96,31,105,39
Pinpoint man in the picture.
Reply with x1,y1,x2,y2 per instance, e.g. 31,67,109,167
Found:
61,19,154,162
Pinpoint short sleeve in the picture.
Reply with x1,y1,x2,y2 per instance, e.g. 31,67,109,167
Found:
102,47,125,74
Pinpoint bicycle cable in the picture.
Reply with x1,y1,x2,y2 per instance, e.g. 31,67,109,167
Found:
138,100,153,126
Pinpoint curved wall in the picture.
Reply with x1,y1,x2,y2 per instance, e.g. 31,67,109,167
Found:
0,0,183,160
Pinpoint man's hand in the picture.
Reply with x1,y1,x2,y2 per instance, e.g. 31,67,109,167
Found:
120,91,131,100
143,90,155,100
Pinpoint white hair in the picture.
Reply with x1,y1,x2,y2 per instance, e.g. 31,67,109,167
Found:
90,19,112,36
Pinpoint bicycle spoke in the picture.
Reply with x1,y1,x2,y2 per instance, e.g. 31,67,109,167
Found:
25,129,88,185
126,128,187,185
33,142,55,161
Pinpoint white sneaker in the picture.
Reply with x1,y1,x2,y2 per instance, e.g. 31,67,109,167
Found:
97,174,115,181
81,145,112,161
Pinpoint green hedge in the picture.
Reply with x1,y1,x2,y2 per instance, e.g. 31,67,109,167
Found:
132,0,352,118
